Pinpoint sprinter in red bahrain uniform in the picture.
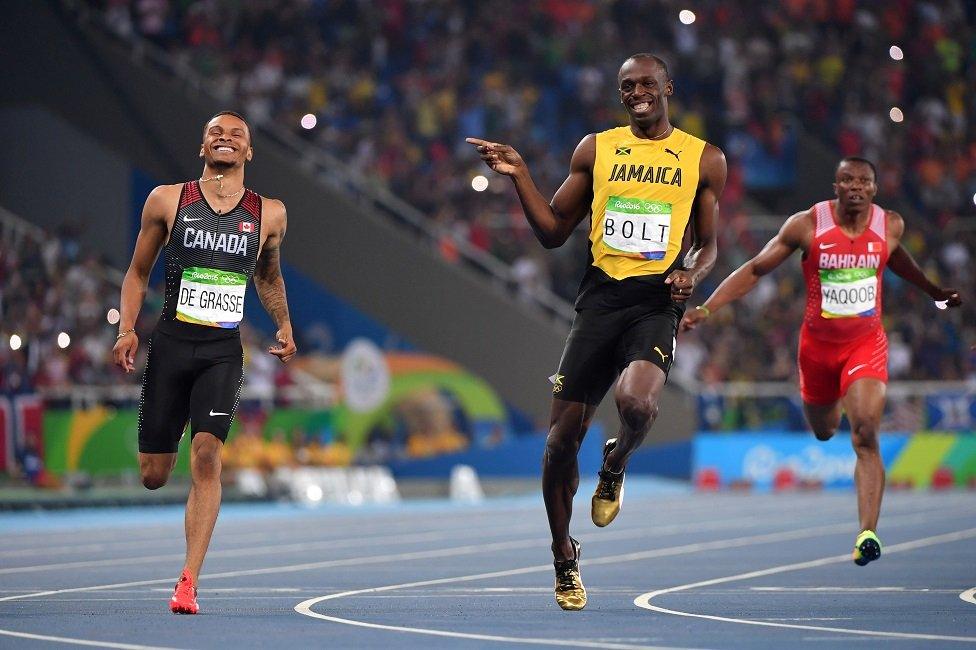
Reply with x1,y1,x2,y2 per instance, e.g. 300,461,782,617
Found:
682,157,961,565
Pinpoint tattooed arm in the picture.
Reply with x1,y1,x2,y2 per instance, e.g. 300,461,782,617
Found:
255,198,296,362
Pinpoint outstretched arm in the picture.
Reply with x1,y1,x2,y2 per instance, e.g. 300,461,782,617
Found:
466,135,594,248
112,185,176,372
666,144,727,302
680,210,810,331
254,199,297,362
885,211,961,306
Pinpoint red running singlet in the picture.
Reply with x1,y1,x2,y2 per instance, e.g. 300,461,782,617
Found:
801,200,889,343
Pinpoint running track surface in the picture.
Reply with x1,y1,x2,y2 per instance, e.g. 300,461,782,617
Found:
1,480,975,650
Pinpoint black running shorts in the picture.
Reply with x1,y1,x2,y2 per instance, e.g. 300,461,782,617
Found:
138,328,244,453
552,301,683,405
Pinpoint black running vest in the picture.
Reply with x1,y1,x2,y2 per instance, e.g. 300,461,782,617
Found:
156,181,262,340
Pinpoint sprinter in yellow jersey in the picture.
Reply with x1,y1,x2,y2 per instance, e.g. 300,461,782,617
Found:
468,54,726,610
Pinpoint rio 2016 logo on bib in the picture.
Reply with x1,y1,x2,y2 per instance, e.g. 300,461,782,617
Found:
819,267,877,319
176,267,247,328
602,195,672,260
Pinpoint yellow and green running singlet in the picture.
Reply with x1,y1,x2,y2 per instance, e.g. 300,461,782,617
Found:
589,126,706,280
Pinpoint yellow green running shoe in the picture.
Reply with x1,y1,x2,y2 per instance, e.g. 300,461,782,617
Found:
852,530,882,566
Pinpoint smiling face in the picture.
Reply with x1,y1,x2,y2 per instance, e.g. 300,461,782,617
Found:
200,113,252,170
833,159,877,210
618,57,673,130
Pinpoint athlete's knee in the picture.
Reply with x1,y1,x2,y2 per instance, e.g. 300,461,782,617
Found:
544,429,580,466
813,427,836,442
850,419,880,454
141,470,169,490
191,435,223,478
139,456,171,490
615,393,658,432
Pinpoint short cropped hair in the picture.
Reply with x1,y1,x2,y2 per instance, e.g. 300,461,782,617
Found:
203,111,251,139
837,156,878,181
622,53,671,80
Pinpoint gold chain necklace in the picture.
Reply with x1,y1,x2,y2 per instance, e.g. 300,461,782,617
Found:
199,174,245,199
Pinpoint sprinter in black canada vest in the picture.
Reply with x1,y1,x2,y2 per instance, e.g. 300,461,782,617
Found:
113,111,296,614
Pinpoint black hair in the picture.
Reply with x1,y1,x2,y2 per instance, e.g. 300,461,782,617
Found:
622,53,671,80
837,156,878,181
203,111,251,138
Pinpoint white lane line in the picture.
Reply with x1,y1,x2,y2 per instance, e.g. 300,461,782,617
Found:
3,498,954,575
3,500,782,570
10,498,837,576
0,506,948,605
762,618,852,621
0,510,552,559
750,587,914,592
0,629,182,650
292,515,951,648
293,611,684,650
2,504,967,650
0,512,782,604
961,588,976,606
0,520,545,575
0,495,797,561
634,527,976,643
294,563,693,650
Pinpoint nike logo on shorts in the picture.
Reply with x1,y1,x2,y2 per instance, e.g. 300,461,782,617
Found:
847,363,868,376
209,410,229,416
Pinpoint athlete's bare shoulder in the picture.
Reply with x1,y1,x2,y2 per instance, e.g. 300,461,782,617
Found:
884,208,905,240
570,133,597,171
701,142,726,164
779,208,815,249
696,142,727,191
146,183,182,207
143,184,182,224
259,195,288,235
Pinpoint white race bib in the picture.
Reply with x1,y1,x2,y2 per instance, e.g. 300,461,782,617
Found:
602,195,671,260
176,267,246,328
819,268,877,318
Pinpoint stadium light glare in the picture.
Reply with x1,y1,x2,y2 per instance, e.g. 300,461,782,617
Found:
471,175,489,192
300,113,317,130
306,484,323,502
679,9,696,25
889,107,904,123
972,192,976,207
9,334,22,351
889,45,904,61
106,308,121,325
58,332,71,349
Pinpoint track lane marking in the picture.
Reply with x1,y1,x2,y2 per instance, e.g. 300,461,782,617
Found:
634,527,976,642
292,513,963,648
0,511,797,604
0,494,792,560
961,588,976,606
5,501,830,575
3,499,956,575
0,629,181,650
2,500,969,649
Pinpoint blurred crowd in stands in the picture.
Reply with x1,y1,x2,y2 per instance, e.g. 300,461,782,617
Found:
0,0,941,390
0,224,296,395
91,0,976,382
0,224,121,394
